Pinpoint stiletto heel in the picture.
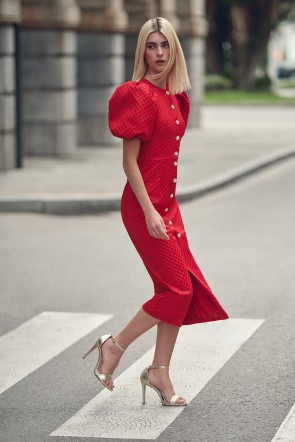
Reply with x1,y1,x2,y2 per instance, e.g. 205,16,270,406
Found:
82,334,126,391
82,342,98,359
141,382,147,404
140,365,187,406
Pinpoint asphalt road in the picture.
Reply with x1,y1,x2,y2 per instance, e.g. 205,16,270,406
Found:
0,157,295,442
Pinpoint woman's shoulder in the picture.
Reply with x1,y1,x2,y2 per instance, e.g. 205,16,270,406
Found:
109,80,157,105
176,90,190,102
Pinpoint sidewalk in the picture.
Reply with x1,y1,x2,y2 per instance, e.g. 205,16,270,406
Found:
0,105,294,215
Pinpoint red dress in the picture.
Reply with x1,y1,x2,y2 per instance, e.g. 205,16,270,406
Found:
108,78,229,327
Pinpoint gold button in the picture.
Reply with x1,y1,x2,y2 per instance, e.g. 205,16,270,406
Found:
173,178,177,183
168,221,173,225
174,151,178,156
174,161,178,166
176,136,180,141
165,207,169,212
171,104,175,110
166,91,170,95
170,194,174,198
177,233,181,238
175,120,180,125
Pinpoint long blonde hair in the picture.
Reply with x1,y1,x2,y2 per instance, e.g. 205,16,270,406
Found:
132,17,191,95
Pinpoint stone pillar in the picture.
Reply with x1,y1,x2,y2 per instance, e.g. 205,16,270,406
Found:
77,33,125,146
0,0,21,171
124,0,157,83
158,0,180,30
177,0,208,128
20,0,80,156
76,0,128,145
124,0,157,33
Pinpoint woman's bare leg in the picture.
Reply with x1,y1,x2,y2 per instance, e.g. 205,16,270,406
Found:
98,308,159,389
148,321,186,404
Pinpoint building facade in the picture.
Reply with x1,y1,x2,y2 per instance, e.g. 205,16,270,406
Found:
0,0,207,171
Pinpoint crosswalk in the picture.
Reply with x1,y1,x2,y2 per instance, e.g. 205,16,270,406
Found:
0,311,112,394
1,311,294,441
271,404,295,442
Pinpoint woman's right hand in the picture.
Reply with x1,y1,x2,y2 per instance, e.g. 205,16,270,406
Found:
144,208,169,240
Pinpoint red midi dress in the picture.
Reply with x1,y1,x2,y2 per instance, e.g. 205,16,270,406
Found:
108,78,229,327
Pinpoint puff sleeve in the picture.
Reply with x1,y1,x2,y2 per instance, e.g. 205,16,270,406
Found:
108,81,157,142
176,91,190,129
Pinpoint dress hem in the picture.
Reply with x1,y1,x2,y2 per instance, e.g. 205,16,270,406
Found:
142,304,229,327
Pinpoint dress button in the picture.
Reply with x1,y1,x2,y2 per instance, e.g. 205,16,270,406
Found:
170,194,174,198
166,91,170,95
176,136,180,141
174,161,178,166
171,104,175,110
175,120,180,125
165,207,169,212
174,151,178,156
168,220,173,225
173,178,177,183
177,233,181,238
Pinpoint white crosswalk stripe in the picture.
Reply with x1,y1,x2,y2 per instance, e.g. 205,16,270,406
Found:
271,403,295,442
0,311,112,394
51,318,264,440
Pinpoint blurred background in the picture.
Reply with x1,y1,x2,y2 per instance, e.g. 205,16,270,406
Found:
0,0,294,173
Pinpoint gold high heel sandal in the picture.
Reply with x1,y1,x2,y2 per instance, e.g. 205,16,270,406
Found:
82,334,126,391
140,365,187,406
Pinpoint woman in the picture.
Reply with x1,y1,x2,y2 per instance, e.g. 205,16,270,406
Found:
83,17,228,407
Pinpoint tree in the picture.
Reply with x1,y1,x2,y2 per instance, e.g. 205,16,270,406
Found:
206,0,295,89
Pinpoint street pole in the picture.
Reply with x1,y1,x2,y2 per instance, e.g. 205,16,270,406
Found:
14,23,23,169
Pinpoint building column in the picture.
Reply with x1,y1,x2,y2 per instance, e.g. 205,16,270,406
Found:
0,0,21,171
177,0,208,128
77,33,125,146
77,0,128,146
21,0,80,156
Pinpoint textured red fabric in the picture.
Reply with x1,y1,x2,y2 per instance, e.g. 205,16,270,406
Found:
109,78,229,327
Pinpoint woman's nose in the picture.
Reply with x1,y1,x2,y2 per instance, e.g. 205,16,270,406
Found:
157,45,163,56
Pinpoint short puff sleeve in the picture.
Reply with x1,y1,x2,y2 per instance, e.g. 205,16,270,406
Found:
176,91,190,129
108,81,157,142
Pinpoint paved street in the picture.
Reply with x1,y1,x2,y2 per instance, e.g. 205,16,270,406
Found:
1,156,295,441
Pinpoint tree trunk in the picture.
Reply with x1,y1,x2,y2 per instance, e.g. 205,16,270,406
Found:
205,0,230,75
206,0,282,89
231,0,280,88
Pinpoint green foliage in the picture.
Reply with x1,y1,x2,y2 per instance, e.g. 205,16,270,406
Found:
205,75,233,91
204,90,295,104
254,74,272,90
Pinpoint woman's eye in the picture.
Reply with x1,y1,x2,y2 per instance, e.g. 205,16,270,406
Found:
147,45,155,49
163,43,169,48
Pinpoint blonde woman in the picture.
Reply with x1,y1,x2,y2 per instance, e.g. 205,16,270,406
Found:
83,17,228,407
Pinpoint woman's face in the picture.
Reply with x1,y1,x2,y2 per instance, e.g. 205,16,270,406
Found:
144,32,170,75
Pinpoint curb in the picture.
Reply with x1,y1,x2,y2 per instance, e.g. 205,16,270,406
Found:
176,144,295,203
0,145,294,215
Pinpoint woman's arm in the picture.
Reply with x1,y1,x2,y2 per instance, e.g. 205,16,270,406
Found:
123,138,169,240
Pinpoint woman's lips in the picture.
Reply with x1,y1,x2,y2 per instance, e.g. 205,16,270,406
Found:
156,60,165,64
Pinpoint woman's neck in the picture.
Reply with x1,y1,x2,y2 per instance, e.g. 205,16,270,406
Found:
144,74,167,90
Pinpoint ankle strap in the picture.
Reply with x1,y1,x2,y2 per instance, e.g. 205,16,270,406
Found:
112,336,126,352
148,365,169,369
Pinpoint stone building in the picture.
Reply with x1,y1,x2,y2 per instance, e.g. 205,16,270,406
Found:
0,0,207,172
